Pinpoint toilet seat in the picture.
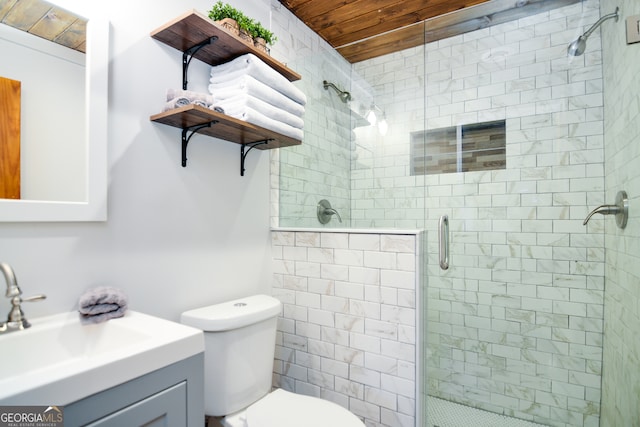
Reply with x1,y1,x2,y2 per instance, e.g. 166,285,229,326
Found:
247,389,364,427
246,389,364,427
221,389,365,427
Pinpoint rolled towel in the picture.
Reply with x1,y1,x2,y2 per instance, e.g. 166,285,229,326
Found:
165,88,213,104
210,53,307,105
209,75,305,117
163,89,216,112
78,286,128,324
163,97,191,111
219,94,304,130
163,98,223,112
192,99,209,107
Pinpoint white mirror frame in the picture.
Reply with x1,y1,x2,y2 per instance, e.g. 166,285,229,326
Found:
0,16,108,222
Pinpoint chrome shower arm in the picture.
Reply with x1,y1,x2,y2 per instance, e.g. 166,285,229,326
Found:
582,7,619,39
323,81,340,93
568,7,619,56
323,80,352,103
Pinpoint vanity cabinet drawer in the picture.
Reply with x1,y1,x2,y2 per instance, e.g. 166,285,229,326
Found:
86,382,186,427
64,353,203,427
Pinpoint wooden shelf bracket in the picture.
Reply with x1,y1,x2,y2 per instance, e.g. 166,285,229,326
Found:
240,140,272,176
181,121,218,166
182,36,218,90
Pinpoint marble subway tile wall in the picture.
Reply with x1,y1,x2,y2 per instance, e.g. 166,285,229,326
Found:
271,230,422,427
353,1,605,426
600,0,640,424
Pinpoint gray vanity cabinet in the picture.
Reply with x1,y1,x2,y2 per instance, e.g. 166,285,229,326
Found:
63,353,204,427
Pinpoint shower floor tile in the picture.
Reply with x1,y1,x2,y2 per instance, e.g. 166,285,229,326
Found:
427,397,547,427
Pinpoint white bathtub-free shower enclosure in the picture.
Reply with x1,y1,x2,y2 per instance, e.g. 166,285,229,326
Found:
272,0,640,425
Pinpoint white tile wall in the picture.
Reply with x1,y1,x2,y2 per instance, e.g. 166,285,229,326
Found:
600,0,640,425
272,230,422,427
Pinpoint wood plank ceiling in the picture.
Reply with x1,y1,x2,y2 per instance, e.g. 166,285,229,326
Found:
0,0,87,53
279,0,582,63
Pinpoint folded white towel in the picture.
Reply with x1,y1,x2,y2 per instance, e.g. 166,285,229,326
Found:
78,286,128,324
226,106,303,141
209,75,305,117
210,54,307,106
218,94,304,130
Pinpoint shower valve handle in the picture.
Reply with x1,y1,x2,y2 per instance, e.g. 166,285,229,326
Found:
583,191,628,229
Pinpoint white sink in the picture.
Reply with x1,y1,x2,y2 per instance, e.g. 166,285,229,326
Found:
0,310,204,405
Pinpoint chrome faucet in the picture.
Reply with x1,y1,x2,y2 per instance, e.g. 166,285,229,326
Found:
0,262,46,333
317,199,343,224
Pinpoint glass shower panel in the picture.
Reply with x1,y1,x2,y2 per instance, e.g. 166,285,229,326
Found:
277,49,352,228
351,44,427,230
275,0,607,424
421,1,606,426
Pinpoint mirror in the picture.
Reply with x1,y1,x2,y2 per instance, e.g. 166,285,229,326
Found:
0,0,107,221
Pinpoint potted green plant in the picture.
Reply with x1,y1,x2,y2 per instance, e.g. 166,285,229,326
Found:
235,14,256,45
207,1,277,51
252,22,277,53
208,1,241,36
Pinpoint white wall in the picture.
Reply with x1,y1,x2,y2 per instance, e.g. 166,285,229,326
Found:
0,0,316,322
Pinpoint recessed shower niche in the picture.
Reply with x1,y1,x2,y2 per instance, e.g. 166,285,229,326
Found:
410,120,506,176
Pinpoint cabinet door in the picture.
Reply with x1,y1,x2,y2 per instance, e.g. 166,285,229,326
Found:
86,382,187,427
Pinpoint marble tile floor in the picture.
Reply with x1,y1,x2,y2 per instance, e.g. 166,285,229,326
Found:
427,397,548,427
207,396,550,427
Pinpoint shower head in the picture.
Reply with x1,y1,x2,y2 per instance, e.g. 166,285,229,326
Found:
567,36,588,56
567,7,619,56
323,80,352,103
339,92,351,103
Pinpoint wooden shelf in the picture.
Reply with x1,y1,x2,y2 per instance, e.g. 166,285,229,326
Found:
149,11,303,174
150,9,301,82
150,105,302,150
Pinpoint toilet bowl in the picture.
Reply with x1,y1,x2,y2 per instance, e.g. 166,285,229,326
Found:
180,295,365,427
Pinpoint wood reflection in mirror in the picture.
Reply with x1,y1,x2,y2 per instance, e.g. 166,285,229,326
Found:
0,76,20,199
0,0,87,53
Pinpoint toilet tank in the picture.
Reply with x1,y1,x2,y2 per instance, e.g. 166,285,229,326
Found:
180,294,282,416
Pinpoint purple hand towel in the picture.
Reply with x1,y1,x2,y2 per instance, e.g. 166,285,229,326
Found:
78,286,128,323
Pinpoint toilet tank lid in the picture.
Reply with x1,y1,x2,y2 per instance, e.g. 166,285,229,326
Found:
180,294,282,332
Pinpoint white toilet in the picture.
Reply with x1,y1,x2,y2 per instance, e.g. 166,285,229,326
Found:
181,294,365,427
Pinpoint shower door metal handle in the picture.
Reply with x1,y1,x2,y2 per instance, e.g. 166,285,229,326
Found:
439,215,449,270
